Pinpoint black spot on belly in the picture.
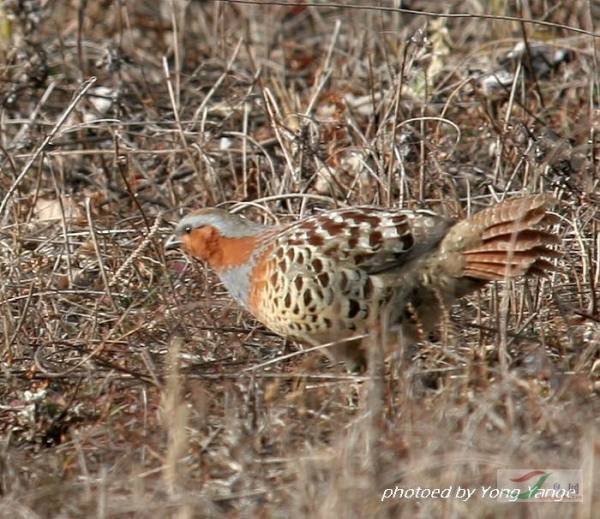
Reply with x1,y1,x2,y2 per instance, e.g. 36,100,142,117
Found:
311,258,323,273
340,271,349,290
317,272,330,287
348,299,361,319
303,290,313,306
402,232,415,249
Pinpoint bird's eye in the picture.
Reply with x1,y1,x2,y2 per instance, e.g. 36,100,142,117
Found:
184,225,192,234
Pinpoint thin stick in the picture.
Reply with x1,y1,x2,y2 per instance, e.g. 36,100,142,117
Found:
242,334,368,372
163,57,216,205
221,0,600,38
85,197,117,311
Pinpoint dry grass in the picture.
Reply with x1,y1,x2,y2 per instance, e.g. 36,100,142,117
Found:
0,1,598,517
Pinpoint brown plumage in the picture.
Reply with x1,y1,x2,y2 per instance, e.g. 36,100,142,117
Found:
173,195,559,369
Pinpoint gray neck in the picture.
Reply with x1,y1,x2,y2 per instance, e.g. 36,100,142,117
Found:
218,261,255,309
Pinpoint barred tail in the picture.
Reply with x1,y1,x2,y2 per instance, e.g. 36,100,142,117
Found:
442,195,560,282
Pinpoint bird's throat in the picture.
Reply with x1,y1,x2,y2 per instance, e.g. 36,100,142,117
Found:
184,226,260,272
214,235,260,271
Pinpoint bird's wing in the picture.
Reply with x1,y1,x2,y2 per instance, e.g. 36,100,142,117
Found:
272,207,454,275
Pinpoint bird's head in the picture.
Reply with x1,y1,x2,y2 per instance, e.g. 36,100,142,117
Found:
169,208,267,269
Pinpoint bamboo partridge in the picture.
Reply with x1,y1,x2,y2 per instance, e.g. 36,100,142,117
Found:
173,195,559,368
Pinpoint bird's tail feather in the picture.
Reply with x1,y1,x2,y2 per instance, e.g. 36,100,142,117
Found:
442,195,560,282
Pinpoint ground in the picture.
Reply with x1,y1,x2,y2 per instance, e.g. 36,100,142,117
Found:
0,1,598,517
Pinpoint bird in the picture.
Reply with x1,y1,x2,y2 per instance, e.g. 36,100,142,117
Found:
171,195,559,370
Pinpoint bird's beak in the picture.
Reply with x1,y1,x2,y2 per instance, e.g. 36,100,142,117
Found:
165,233,182,250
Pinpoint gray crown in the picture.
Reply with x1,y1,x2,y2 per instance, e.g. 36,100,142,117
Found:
175,208,268,238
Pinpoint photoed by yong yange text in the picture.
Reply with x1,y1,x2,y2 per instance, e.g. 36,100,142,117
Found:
382,469,583,503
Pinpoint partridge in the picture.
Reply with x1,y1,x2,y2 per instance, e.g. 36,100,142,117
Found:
172,195,559,368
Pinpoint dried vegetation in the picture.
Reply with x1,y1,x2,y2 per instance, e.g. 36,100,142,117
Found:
0,1,598,517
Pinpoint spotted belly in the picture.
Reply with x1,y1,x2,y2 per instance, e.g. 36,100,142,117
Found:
248,244,377,344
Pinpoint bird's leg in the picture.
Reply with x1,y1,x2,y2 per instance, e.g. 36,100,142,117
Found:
329,337,368,373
